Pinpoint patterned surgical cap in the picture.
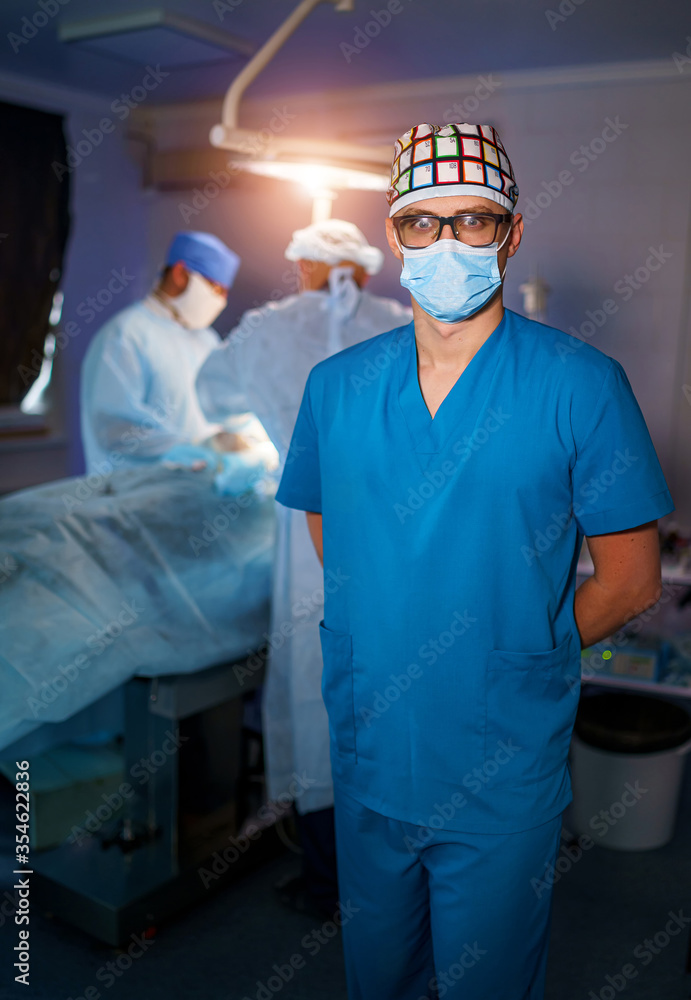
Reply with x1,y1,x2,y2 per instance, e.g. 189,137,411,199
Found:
387,123,518,216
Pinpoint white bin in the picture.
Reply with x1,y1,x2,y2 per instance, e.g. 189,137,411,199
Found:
568,693,691,851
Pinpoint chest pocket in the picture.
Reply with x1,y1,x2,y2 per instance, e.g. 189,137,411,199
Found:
319,622,356,761
484,635,580,786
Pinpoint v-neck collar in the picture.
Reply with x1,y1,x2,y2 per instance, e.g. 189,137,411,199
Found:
397,312,510,461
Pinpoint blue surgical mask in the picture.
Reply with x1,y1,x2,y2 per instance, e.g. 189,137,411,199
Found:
399,229,510,323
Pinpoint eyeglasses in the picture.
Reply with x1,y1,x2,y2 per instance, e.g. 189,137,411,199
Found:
393,212,513,249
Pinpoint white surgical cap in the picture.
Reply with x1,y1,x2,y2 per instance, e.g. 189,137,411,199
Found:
284,219,384,276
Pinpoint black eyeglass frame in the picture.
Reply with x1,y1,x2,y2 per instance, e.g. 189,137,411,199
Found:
393,212,513,249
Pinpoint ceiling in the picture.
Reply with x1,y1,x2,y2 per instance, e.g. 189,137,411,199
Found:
0,0,688,105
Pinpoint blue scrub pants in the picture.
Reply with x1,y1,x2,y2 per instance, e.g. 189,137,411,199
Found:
334,786,562,1000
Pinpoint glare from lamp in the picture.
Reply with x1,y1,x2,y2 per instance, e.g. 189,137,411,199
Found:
299,166,336,223
233,158,389,193
311,189,336,224
300,164,334,196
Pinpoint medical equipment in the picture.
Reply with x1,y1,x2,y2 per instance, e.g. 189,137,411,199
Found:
0,460,275,752
0,455,281,944
26,658,286,946
209,0,391,221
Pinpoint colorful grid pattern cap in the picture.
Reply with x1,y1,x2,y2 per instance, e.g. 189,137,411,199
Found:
387,123,518,216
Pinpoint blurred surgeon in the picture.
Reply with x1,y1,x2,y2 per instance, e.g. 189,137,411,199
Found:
80,231,240,473
196,220,411,918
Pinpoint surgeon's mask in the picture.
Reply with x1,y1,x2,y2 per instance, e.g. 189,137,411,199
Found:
326,265,360,356
399,224,512,324
173,270,227,330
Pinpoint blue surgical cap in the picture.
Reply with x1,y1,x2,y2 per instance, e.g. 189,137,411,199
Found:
166,231,240,288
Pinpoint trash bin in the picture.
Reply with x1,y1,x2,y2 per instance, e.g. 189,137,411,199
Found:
568,692,691,850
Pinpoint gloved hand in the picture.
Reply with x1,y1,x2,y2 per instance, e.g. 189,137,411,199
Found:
160,443,219,471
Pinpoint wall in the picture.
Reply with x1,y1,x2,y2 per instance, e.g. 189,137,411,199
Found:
58,111,151,475
0,71,151,488
141,60,691,525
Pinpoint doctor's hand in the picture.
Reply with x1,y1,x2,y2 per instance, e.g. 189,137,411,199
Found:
206,431,253,453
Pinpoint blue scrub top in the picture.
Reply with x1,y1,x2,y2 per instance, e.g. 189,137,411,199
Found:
276,310,674,834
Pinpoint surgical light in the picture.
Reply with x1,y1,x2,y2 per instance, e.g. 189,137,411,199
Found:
238,161,389,194
210,0,392,220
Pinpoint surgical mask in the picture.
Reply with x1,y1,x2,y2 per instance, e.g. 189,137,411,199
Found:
399,226,511,324
172,270,227,330
326,265,360,356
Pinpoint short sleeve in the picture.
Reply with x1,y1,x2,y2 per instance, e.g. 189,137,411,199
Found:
572,360,674,536
275,372,322,513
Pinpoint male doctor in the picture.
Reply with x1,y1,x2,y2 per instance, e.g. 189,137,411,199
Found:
81,231,239,473
196,219,411,918
276,124,673,998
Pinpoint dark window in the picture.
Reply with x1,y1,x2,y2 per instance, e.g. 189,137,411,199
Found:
0,100,70,406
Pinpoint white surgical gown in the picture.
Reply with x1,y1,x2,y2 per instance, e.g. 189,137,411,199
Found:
196,281,412,814
80,296,222,473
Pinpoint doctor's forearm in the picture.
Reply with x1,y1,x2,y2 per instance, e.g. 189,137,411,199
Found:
306,512,323,565
573,575,661,649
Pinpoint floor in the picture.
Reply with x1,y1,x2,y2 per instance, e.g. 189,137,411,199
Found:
1,758,690,1000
